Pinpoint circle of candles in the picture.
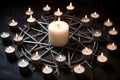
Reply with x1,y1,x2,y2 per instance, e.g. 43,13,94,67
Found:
104,18,113,27
13,33,23,46
43,4,51,12
31,51,43,67
108,27,118,36
97,52,108,63
55,54,66,68
90,12,100,19
25,7,34,16
106,42,117,51
54,8,63,17
66,2,75,15
0,32,12,46
48,17,69,47
81,47,92,61
5,46,17,62
17,58,31,76
8,19,19,33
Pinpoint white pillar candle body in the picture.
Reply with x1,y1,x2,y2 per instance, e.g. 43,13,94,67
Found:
48,20,69,47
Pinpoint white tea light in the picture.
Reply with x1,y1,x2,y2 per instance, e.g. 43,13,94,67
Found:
54,8,63,16
9,19,18,27
81,15,90,23
18,58,29,68
107,42,117,51
55,54,66,62
31,51,41,61
108,27,118,35
90,12,100,19
27,15,36,23
0,32,10,38
48,18,69,47
13,34,23,42
73,64,85,74
97,52,108,63
25,7,34,16
66,2,75,10
81,47,92,55
5,46,15,54
43,4,51,11
42,65,53,74
104,18,113,27
93,30,102,37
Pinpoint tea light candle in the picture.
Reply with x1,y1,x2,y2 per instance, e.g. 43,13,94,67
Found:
25,7,34,16
48,18,69,47
81,47,92,55
73,64,85,74
13,33,23,46
66,2,75,11
54,8,63,17
8,19,19,33
93,30,102,37
81,15,90,23
5,46,17,62
108,27,118,36
27,15,36,23
18,58,31,76
97,52,108,63
104,18,113,27
55,54,66,67
42,65,53,74
90,12,100,19
106,42,117,51
0,32,12,46
43,4,51,12
5,46,15,54
18,58,29,68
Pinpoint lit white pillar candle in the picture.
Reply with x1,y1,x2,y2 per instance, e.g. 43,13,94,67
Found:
81,15,90,23
13,33,23,46
106,42,117,51
48,18,69,47
104,18,113,27
25,7,34,16
42,65,53,74
81,47,92,55
97,52,108,63
108,27,118,35
54,8,63,17
1,32,12,46
66,2,75,11
43,4,51,12
73,64,85,74
90,12,100,19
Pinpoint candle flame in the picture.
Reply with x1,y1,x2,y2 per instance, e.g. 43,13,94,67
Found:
59,55,62,59
45,65,49,70
112,42,115,46
2,32,6,36
30,15,33,19
12,19,15,23
70,2,72,7
8,46,12,49
28,7,31,12
107,18,110,22
85,15,88,19
112,27,115,31
85,47,88,50
22,59,25,63
94,12,97,15
15,33,19,37
101,52,104,57
46,4,49,8
35,51,39,56
57,8,60,12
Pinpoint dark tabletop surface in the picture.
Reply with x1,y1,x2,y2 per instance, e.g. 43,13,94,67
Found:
0,0,120,80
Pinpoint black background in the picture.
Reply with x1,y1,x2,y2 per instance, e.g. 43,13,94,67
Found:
0,0,120,80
